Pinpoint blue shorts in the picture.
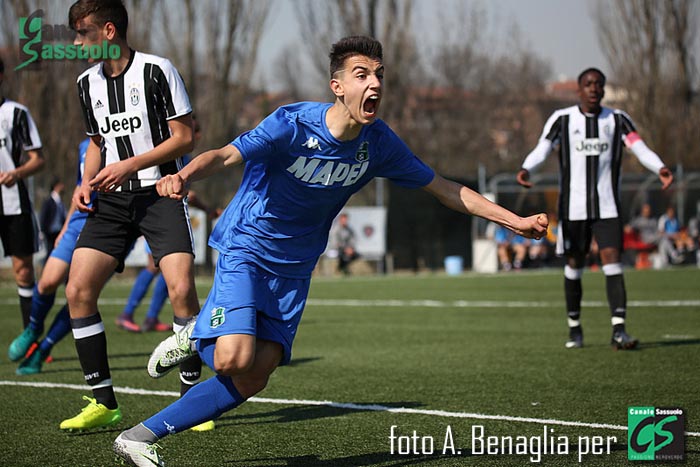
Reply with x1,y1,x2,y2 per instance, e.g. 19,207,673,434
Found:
50,211,87,264
511,235,527,246
193,254,310,366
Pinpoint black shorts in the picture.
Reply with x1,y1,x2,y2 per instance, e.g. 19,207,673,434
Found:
75,187,194,272
0,212,39,257
556,217,623,256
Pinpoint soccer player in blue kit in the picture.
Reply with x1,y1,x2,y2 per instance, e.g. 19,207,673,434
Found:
114,36,549,465
8,139,91,373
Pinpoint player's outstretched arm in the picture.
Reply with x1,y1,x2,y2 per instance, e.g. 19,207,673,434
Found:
423,174,548,239
156,143,242,200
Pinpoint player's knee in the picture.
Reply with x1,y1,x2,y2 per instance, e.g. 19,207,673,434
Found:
38,277,60,295
65,281,79,303
65,281,95,308
232,373,270,398
14,265,34,286
166,279,194,305
213,351,255,376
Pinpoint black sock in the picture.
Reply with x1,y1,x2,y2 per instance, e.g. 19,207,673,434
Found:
564,277,583,337
19,284,34,328
605,274,627,333
71,312,117,409
564,278,582,313
180,353,203,396
567,311,582,338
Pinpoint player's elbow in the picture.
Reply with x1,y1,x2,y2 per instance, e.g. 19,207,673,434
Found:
180,133,195,154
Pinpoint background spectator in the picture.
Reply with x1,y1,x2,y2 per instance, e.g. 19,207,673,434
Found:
332,213,360,275
657,205,694,266
624,203,659,268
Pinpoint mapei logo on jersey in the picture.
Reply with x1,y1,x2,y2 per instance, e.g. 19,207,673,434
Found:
302,136,322,151
287,156,369,187
99,111,143,137
129,86,140,106
628,407,685,461
209,307,226,329
575,138,609,156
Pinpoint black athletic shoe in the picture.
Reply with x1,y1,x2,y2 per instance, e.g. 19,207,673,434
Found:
565,327,583,349
565,334,583,349
611,331,639,350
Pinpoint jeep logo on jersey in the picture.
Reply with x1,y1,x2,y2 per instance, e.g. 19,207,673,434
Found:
287,156,369,186
99,111,143,137
355,141,369,162
575,138,609,156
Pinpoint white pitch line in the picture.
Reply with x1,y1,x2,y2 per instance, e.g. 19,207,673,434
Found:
1,380,698,437
1,298,699,308
306,299,700,308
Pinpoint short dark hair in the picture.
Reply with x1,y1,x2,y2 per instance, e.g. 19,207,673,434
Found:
577,67,606,85
69,0,128,39
0,57,4,74
50,177,63,190
329,36,383,78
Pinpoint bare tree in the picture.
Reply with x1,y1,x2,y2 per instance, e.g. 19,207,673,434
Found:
0,0,272,213
595,0,699,169
281,0,420,205
127,0,272,206
1,0,87,202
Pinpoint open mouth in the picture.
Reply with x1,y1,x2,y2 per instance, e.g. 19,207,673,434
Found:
363,95,379,117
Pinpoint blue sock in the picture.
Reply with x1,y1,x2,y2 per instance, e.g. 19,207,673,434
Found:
146,275,168,320
39,305,71,355
28,285,55,333
143,375,245,439
123,269,157,315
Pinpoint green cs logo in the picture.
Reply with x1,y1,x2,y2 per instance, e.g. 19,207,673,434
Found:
17,10,43,70
628,407,685,461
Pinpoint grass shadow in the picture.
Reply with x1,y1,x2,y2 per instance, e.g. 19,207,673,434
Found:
639,338,700,349
217,401,425,426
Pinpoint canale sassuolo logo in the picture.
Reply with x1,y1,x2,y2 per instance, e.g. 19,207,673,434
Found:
17,9,119,70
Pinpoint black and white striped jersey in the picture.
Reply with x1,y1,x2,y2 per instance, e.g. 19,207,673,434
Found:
76,50,192,191
521,105,665,221
0,98,42,216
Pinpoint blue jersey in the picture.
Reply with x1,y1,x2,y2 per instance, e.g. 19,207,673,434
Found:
210,102,435,278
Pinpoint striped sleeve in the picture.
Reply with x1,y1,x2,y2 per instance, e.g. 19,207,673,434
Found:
541,112,563,143
77,75,100,136
617,110,637,136
14,107,42,150
521,111,561,172
617,110,665,172
152,59,191,120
